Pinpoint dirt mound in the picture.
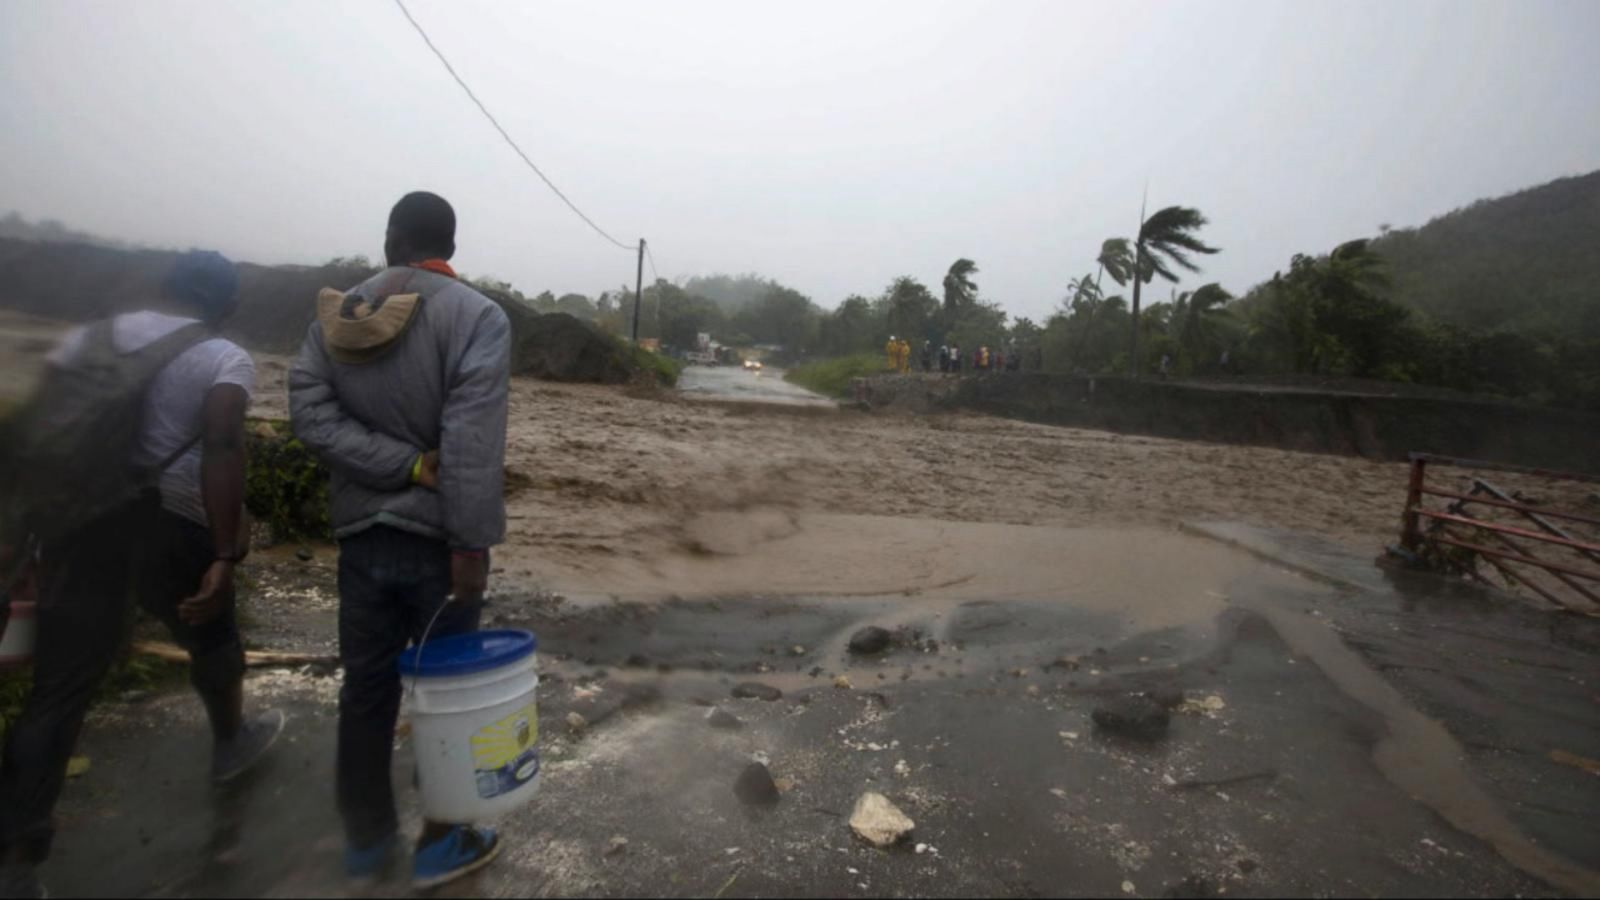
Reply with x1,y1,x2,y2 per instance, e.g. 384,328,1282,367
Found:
0,238,653,384
498,306,638,384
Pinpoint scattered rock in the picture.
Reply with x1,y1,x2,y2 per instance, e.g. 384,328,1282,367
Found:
1122,880,1136,894
1176,694,1226,716
848,627,893,655
732,682,783,702
295,547,314,562
809,666,824,678
791,645,807,656
1050,656,1082,672
624,653,650,668
1010,667,1030,678
1144,686,1186,709
566,712,589,733
1236,858,1259,875
1092,696,1171,741
894,759,912,778
734,762,781,807
848,792,915,847
605,836,629,857
706,708,744,730
834,675,853,690
1025,685,1041,697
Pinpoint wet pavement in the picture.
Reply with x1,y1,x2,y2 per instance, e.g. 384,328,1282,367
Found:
677,365,836,408
38,523,1600,898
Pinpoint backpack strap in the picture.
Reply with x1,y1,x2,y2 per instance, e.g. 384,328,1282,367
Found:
134,320,215,371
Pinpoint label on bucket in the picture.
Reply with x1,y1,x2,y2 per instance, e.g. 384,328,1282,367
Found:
470,703,540,799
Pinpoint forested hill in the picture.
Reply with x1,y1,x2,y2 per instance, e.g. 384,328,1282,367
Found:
1373,170,1600,340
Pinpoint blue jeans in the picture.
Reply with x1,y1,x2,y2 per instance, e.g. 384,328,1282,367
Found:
336,527,481,848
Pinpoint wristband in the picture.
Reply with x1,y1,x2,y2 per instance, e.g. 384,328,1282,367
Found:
410,454,424,483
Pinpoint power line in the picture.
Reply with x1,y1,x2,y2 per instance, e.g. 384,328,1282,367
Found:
392,0,638,252
645,244,661,283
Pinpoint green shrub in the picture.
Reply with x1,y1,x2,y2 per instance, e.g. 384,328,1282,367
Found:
245,419,331,542
618,339,683,387
784,353,891,397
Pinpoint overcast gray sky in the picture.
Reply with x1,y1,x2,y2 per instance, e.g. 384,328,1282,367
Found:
3,0,1598,321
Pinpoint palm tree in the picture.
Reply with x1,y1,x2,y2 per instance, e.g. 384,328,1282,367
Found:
1065,273,1099,311
1323,239,1389,294
942,259,979,319
1063,273,1102,364
1126,206,1220,375
1096,238,1138,292
1176,282,1233,368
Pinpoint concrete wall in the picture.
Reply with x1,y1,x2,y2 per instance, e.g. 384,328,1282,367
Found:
870,373,1600,474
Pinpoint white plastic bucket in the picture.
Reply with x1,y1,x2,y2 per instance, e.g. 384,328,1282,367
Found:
0,601,37,668
400,630,540,823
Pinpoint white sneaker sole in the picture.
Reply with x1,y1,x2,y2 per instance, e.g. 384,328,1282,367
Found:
412,838,503,891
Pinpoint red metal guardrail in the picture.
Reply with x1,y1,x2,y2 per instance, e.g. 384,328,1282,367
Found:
1400,453,1600,614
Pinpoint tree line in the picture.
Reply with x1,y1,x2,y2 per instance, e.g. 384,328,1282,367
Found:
445,178,1600,412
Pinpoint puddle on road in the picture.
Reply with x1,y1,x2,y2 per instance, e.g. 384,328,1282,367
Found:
586,513,1304,632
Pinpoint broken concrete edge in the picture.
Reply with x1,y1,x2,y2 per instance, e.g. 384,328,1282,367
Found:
1177,521,1376,595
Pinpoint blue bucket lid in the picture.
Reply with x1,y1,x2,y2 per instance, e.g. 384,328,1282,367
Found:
399,629,537,678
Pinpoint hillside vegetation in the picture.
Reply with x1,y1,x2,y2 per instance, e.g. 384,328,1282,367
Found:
1375,170,1600,340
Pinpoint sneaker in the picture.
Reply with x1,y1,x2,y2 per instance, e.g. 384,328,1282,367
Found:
412,826,501,890
345,833,399,882
0,863,45,900
212,709,287,785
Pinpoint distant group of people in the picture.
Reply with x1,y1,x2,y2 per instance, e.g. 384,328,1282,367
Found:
937,341,1021,374
889,335,1031,376
883,336,913,374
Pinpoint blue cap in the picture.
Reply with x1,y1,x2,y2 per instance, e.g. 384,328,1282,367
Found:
399,629,538,678
164,250,239,321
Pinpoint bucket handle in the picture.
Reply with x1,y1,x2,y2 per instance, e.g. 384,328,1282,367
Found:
405,591,491,698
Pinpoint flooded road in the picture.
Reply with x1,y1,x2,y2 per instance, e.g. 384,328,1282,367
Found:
677,363,836,408
43,521,1600,898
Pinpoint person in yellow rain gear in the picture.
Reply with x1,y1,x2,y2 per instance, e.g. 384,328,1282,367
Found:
897,338,912,373
885,335,900,372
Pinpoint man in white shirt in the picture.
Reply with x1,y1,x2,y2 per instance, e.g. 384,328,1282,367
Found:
0,251,283,900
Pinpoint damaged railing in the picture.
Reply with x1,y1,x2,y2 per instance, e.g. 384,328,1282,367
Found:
1400,452,1600,614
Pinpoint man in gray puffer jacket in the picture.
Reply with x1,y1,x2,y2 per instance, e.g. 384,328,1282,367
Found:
289,191,510,889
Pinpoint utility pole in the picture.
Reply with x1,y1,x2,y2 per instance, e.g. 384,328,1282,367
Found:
631,238,646,344
1128,181,1149,378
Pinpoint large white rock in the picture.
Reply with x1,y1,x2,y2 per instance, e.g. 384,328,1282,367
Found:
849,792,915,848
